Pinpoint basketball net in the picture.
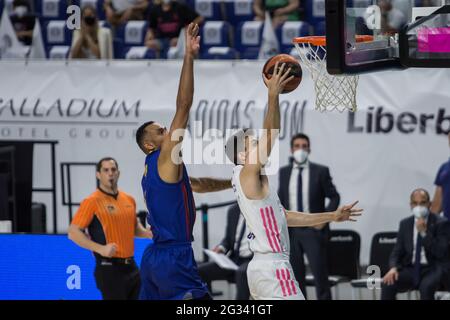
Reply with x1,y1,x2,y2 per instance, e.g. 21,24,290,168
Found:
293,37,359,113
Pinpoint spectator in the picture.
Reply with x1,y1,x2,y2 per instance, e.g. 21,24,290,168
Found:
70,5,113,59
145,0,203,58
431,132,450,219
278,133,340,300
378,0,407,36
9,0,35,46
104,0,149,28
253,0,300,28
197,204,252,300
381,188,450,300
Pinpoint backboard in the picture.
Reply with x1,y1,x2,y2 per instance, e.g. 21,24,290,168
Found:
325,0,450,74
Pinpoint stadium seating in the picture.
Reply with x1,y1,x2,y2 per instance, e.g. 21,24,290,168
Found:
224,0,254,25
276,21,310,53
35,0,67,22
194,0,223,21
200,20,232,53
1,0,331,60
48,45,70,59
125,46,156,59
113,37,125,59
235,20,263,59
202,46,238,59
44,20,72,54
304,0,325,31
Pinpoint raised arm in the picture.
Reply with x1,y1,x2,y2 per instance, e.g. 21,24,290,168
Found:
245,62,293,173
239,63,293,198
190,177,232,193
286,201,362,227
158,23,200,182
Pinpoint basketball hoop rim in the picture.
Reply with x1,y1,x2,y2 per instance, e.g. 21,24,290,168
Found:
293,35,374,47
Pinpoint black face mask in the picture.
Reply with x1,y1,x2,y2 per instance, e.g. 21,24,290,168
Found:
84,16,96,26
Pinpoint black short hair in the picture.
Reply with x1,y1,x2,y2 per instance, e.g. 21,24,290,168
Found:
290,133,310,149
13,0,30,9
96,157,118,172
225,128,255,165
410,188,430,202
135,121,154,154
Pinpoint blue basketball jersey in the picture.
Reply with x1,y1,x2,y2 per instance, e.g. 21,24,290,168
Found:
141,149,196,244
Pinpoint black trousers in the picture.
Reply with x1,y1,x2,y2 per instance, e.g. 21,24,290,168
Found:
381,265,445,300
197,257,251,300
289,227,331,300
94,260,141,300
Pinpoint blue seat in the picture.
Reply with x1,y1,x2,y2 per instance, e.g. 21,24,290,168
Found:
200,20,231,53
73,0,106,21
276,21,310,53
194,0,223,21
113,37,125,59
35,0,68,22
184,0,195,10
48,45,70,59
125,46,156,59
314,20,326,36
304,0,325,33
224,0,254,25
116,20,148,46
44,20,72,54
201,46,238,59
235,20,263,59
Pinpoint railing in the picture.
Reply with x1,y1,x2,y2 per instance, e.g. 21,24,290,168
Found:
32,141,58,234
196,200,237,262
60,162,97,223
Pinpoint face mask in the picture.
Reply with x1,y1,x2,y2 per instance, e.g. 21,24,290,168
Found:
412,206,429,219
293,149,308,164
14,6,28,17
84,16,96,26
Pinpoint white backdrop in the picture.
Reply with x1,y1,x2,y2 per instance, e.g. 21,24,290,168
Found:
0,60,449,265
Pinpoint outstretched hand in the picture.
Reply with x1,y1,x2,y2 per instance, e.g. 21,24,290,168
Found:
334,201,363,222
263,61,294,95
185,23,200,56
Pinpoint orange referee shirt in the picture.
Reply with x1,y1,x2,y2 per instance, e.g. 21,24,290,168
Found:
71,188,137,258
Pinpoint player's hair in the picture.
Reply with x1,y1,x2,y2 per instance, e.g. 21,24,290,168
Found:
290,133,310,149
96,157,118,172
135,121,155,154
225,128,255,165
410,188,430,202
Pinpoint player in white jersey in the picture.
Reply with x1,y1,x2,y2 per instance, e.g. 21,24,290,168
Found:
225,62,362,300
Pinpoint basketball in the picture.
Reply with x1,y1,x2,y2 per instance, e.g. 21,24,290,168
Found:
262,54,302,94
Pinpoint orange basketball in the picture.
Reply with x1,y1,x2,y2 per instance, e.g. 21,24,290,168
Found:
262,54,302,94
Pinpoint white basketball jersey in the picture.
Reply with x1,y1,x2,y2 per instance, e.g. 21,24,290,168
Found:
232,165,290,255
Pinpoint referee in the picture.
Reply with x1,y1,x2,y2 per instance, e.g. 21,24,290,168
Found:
68,157,152,300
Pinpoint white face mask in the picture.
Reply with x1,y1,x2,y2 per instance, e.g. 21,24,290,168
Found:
412,205,429,219
14,6,28,17
293,149,309,164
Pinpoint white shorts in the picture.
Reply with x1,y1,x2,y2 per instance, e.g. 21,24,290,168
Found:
247,253,305,300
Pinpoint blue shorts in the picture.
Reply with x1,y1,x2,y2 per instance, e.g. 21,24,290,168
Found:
139,242,210,300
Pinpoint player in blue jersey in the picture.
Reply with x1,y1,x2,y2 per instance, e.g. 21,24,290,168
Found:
135,23,232,300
